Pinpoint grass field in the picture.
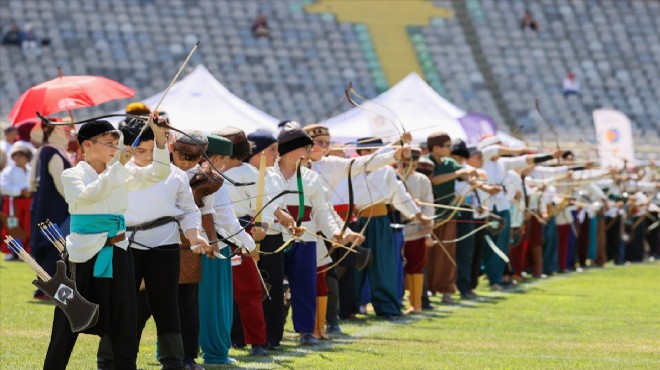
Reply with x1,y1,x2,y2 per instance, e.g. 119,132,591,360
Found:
1,259,659,369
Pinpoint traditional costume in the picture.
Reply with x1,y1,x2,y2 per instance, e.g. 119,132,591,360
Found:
400,148,433,311
273,128,343,344
1,142,33,256
215,127,269,355
43,120,171,370
354,138,420,318
29,124,72,299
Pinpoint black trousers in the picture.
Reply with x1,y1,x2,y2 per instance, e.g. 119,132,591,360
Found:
99,244,183,368
455,213,475,294
331,245,357,319
178,283,199,363
471,227,486,290
44,247,137,370
326,263,340,325
257,233,285,347
646,212,659,257
626,217,646,262
133,244,182,338
605,216,621,263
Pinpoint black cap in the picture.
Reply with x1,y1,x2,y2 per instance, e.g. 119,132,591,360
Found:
355,137,383,148
451,138,470,159
277,127,313,156
77,120,118,145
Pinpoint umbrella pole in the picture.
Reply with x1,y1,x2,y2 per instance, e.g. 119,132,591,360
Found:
57,67,76,122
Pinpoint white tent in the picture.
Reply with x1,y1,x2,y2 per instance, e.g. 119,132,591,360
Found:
111,65,278,134
323,72,467,144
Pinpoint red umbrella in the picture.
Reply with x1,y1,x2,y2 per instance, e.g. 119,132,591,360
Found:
8,75,136,124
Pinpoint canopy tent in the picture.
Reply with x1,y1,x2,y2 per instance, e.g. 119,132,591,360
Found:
109,65,278,134
323,72,467,144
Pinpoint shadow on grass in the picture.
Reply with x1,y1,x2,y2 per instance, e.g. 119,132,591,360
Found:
200,275,551,369
200,339,348,369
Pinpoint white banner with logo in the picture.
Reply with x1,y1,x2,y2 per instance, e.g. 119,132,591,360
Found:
593,109,635,168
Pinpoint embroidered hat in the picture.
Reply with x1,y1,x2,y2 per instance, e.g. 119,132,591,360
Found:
304,124,330,138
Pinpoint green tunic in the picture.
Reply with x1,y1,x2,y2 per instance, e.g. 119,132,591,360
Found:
427,155,462,208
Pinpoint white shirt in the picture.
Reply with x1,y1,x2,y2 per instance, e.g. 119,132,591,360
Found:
402,171,433,241
124,164,201,249
0,164,30,197
311,147,395,193
222,163,279,234
354,166,420,219
273,162,341,242
212,186,256,251
481,146,529,211
63,146,171,263
503,170,525,228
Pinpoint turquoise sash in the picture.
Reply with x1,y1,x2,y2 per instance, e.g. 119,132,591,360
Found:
70,214,126,278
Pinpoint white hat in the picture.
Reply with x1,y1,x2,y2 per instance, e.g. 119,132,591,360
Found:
477,135,501,150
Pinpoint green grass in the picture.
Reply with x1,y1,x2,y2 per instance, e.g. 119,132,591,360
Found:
2,259,659,369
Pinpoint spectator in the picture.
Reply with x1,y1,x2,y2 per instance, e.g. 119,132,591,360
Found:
21,24,40,56
2,23,24,46
521,10,539,31
252,14,270,39
1,143,33,261
1,126,18,152
1,126,18,167
562,72,581,96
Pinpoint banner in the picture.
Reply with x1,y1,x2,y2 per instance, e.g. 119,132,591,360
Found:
458,112,496,145
593,108,635,168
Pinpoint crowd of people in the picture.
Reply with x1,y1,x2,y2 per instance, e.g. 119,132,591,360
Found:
1,102,658,370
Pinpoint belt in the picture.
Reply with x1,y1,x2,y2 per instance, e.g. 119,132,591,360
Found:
286,205,312,222
358,204,388,218
334,204,357,222
126,216,178,232
106,232,126,246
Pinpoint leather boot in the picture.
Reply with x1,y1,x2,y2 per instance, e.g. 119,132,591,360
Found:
412,274,424,313
313,296,330,340
157,333,185,370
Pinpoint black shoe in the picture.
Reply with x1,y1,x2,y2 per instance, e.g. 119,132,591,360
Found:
183,361,205,370
233,342,246,349
250,345,268,356
267,344,280,351
300,333,319,346
422,302,434,310
381,313,399,321
326,323,343,335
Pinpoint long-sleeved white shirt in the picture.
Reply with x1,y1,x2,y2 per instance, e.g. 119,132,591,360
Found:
0,164,30,197
63,146,171,263
222,163,279,235
212,185,256,251
273,162,341,242
124,163,201,249
481,146,529,211
402,171,433,241
503,170,526,228
354,166,420,219
311,147,395,191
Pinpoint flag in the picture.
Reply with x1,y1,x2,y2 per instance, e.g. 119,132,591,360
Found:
593,109,635,168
